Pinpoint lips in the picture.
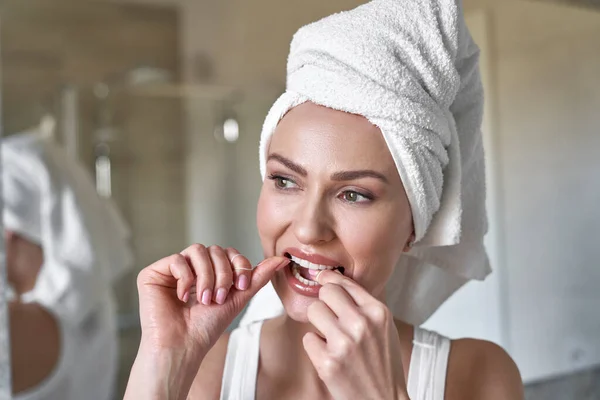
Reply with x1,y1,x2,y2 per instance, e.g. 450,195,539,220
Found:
284,249,345,274
280,248,346,297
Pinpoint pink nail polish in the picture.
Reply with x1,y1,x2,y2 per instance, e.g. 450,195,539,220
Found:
201,289,212,305
237,275,249,290
182,291,189,303
215,288,227,305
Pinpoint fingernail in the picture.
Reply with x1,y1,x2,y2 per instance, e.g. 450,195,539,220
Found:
215,288,227,305
201,289,212,305
315,270,325,283
182,291,189,303
276,258,291,270
237,275,249,290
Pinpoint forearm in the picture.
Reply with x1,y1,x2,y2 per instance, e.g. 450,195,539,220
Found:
124,340,204,400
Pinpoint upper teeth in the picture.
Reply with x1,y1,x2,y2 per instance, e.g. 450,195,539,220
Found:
290,255,336,270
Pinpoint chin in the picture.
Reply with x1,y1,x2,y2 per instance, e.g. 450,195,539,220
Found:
272,269,319,323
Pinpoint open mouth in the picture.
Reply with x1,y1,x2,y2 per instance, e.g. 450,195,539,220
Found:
284,252,345,286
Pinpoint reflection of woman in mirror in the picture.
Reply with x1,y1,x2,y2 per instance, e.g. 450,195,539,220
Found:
3,132,133,400
125,0,524,398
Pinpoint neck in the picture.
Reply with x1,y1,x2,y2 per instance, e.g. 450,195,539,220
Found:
265,314,333,397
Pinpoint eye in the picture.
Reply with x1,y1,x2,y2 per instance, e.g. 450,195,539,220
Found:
340,190,371,203
268,174,298,190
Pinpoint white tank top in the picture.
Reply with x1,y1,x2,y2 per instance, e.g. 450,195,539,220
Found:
220,320,451,400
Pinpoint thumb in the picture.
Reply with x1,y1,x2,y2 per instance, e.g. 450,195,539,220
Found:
229,256,290,309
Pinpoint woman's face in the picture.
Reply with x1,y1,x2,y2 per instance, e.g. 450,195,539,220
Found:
256,102,414,322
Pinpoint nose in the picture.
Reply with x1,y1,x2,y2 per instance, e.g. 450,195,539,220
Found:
292,193,335,245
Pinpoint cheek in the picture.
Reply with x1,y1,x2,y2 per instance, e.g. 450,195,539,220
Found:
340,210,408,292
346,223,397,270
256,185,293,253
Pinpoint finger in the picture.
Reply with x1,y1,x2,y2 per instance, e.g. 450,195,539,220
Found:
170,262,195,302
302,332,328,373
316,269,371,307
320,282,377,341
318,282,361,321
208,246,234,305
137,254,195,302
247,256,290,291
225,248,252,291
181,244,214,305
228,256,290,312
306,300,344,340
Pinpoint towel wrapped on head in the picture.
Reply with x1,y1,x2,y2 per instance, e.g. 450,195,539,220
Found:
244,0,490,325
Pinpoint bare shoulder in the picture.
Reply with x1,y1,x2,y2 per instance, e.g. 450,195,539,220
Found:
446,338,524,400
188,332,231,400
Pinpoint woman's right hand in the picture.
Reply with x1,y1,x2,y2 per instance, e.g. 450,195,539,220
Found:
138,244,290,354
125,244,290,400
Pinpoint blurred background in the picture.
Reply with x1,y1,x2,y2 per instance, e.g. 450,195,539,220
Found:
0,0,598,399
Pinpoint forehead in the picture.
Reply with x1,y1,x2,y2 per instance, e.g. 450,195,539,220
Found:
268,102,396,172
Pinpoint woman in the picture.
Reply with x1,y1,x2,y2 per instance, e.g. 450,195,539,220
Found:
125,0,524,398
4,130,133,399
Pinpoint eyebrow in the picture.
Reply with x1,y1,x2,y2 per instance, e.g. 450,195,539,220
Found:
331,170,389,184
267,153,389,184
268,153,307,176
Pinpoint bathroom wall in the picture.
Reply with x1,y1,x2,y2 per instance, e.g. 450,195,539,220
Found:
488,0,600,383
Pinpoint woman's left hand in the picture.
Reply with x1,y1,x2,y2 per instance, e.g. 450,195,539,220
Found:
303,270,409,400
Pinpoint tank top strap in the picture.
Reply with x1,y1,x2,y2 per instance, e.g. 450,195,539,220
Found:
406,326,451,400
219,320,264,400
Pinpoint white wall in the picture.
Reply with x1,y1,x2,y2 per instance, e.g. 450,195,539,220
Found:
493,1,600,382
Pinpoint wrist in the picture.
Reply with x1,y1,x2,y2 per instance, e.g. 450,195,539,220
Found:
124,340,205,400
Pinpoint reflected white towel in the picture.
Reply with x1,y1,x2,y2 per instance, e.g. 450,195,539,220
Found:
2,131,134,325
244,0,490,326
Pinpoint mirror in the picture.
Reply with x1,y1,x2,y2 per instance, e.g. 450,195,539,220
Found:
1,0,598,399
